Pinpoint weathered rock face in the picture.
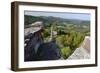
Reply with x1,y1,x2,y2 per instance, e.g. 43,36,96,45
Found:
81,36,90,53
24,31,61,61
68,47,90,59
36,41,61,61
68,36,90,59
24,31,43,61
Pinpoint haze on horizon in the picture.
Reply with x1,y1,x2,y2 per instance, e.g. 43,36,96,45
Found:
24,11,90,21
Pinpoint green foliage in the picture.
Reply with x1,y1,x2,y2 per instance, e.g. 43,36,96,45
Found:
56,35,66,48
61,47,71,59
42,29,50,38
24,15,90,60
56,31,85,59
66,32,85,50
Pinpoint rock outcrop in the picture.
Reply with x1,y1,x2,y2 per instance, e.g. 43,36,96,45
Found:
68,36,90,59
24,21,61,61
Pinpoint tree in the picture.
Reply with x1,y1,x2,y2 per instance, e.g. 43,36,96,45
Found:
66,31,85,50
59,31,85,59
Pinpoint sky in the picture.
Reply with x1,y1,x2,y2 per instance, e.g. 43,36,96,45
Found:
24,11,90,21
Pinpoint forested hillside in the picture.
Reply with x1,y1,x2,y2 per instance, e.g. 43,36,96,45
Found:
24,15,90,60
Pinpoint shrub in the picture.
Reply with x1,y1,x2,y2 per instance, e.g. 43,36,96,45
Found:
57,31,85,59
61,47,71,59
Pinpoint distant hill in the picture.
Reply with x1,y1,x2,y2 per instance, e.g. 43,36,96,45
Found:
24,15,90,27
